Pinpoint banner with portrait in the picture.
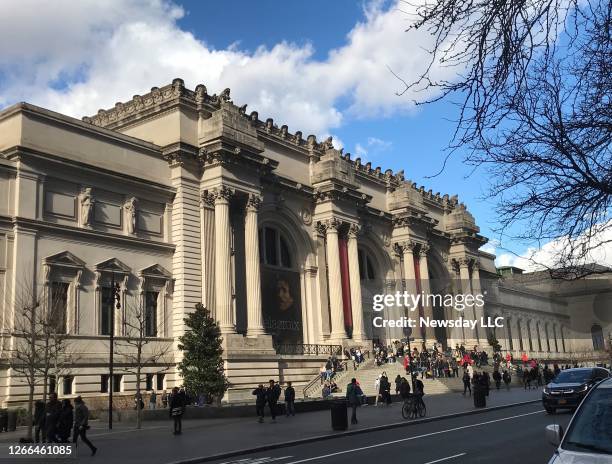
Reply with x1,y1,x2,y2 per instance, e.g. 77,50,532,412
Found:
261,268,303,344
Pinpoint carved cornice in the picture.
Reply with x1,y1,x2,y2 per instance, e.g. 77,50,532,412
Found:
161,142,199,167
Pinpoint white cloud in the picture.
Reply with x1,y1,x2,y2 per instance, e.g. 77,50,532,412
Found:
352,136,392,160
481,225,612,271
0,0,452,136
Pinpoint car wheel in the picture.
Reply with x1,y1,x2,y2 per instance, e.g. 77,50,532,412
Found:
545,407,555,414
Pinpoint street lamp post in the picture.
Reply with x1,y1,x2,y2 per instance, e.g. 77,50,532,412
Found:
108,273,121,430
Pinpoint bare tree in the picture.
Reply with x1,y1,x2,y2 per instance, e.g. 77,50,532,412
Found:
7,280,44,442
115,296,172,429
401,0,611,277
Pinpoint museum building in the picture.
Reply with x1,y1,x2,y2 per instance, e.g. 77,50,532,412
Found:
0,79,608,404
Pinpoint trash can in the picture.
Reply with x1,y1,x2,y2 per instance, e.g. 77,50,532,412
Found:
6,409,17,432
0,409,7,432
330,399,348,431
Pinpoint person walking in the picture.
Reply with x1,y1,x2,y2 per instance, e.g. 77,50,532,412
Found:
44,392,62,443
394,375,402,395
253,384,267,423
33,400,45,443
161,390,169,408
266,379,281,423
57,399,74,443
492,370,502,390
284,381,296,417
149,390,157,409
346,378,364,425
73,396,96,456
502,370,512,390
462,370,472,396
169,387,186,435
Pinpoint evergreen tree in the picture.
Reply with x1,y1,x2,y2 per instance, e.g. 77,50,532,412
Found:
487,331,502,353
177,304,229,400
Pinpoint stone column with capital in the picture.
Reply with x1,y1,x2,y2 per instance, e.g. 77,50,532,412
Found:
418,244,437,344
458,257,479,345
323,219,347,343
245,193,265,337
347,224,366,342
213,186,235,334
200,191,216,316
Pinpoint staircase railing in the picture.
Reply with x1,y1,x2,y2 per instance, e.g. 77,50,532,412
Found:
303,354,373,398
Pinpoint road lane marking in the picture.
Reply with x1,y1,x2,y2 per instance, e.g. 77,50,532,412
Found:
219,458,293,464
424,453,466,464
283,410,544,464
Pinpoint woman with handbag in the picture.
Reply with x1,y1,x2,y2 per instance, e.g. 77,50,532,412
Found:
169,387,186,435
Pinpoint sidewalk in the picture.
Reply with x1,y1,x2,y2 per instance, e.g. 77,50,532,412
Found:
0,387,542,463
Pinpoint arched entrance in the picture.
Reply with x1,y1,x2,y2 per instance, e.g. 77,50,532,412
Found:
427,250,452,349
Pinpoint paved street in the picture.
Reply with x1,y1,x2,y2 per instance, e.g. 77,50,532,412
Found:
0,388,553,463
201,403,572,464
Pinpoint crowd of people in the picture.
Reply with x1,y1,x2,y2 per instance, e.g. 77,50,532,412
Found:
33,393,97,455
252,379,296,423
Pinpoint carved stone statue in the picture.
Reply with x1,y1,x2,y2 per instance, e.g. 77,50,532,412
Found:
125,197,138,234
79,187,95,227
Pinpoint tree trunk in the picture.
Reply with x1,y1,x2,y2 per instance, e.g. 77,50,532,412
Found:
26,381,34,441
136,345,142,429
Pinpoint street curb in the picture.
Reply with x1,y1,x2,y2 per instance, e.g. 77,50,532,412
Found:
168,399,541,464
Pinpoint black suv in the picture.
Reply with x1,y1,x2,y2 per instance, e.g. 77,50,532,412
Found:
542,367,610,413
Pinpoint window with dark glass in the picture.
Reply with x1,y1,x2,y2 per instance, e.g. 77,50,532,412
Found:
145,373,153,391
49,375,56,394
259,227,292,269
592,324,605,351
63,376,73,395
507,319,513,350
112,374,122,393
156,373,165,391
100,374,109,393
50,282,69,334
358,248,376,281
101,286,113,336
145,291,158,337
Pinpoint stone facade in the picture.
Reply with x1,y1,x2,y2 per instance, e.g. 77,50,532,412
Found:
0,79,609,405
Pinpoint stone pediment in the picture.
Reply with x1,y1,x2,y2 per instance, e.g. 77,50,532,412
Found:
139,264,171,280
43,251,86,269
95,258,131,275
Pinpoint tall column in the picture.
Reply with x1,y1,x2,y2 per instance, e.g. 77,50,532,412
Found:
324,219,347,343
347,224,366,342
471,259,484,342
458,257,478,345
213,186,235,334
200,192,216,317
245,193,265,337
418,244,436,344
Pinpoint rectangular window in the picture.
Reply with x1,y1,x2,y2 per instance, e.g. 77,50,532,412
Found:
101,286,113,336
50,282,69,334
264,227,278,265
112,374,122,393
49,375,56,394
145,373,153,391
63,376,73,395
100,374,109,393
145,291,158,337
156,373,165,391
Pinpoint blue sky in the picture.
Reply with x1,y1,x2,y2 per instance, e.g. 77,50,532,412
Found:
0,0,543,265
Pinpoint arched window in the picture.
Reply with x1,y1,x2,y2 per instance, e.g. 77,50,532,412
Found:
259,226,292,269
357,248,376,281
592,324,605,351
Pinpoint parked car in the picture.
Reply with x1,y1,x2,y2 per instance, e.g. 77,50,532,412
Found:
542,367,610,413
546,377,612,463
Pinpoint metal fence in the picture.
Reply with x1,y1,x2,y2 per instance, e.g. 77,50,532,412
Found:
273,343,342,356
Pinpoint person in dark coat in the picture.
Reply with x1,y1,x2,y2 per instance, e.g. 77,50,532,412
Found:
492,370,502,390
462,370,472,396
33,400,45,443
73,396,96,456
502,370,512,390
266,380,281,423
346,378,364,425
394,375,402,395
399,378,411,399
284,381,296,417
44,392,62,443
169,387,186,435
57,399,73,443
252,384,267,423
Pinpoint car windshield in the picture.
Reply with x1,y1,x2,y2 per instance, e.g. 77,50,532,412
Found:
563,388,612,455
553,370,591,384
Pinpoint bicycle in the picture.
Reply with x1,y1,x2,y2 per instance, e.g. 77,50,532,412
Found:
401,393,426,419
